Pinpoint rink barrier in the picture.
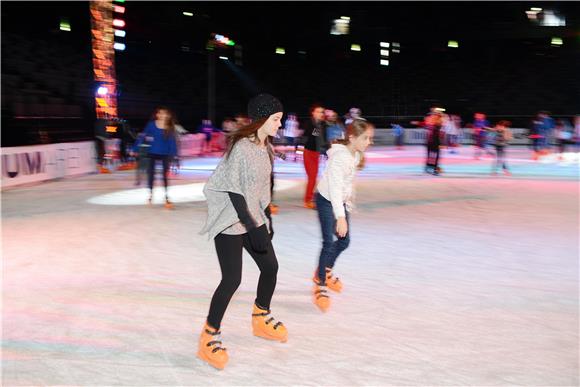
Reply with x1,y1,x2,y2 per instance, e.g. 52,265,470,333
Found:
179,133,205,156
272,128,534,146
367,128,532,146
1,141,97,188
179,132,226,156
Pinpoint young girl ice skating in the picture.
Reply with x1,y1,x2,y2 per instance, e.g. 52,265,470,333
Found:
198,94,287,370
312,119,374,311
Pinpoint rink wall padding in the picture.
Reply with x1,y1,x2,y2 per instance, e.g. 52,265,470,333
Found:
1,141,97,188
373,128,531,145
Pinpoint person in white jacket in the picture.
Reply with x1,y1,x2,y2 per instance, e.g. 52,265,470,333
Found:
312,119,374,312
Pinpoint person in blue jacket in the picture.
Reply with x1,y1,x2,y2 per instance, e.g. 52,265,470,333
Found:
144,107,178,208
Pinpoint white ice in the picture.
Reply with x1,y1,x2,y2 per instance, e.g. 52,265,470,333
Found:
2,147,578,386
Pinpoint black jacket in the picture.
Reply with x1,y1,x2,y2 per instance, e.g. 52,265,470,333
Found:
302,118,328,153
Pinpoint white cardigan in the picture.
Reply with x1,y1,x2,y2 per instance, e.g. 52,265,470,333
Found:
317,144,360,219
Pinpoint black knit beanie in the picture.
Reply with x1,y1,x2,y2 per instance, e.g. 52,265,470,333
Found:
247,93,283,120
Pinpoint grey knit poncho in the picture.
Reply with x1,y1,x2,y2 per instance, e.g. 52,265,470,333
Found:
200,138,272,240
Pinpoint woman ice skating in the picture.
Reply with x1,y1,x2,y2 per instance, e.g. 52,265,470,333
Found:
198,94,287,370
144,107,178,208
312,119,374,312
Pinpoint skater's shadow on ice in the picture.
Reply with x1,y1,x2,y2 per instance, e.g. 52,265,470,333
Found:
358,195,492,210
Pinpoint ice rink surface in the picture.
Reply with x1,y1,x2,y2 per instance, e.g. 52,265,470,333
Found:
3,147,579,386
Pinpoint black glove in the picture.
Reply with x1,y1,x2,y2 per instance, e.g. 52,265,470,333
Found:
247,224,270,253
265,204,274,240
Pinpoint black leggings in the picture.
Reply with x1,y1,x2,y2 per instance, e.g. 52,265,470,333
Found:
147,153,170,193
207,227,279,330
426,144,440,169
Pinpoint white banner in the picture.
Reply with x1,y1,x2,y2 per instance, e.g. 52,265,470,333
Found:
1,141,97,188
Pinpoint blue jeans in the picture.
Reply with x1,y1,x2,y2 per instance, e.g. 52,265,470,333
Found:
316,192,350,285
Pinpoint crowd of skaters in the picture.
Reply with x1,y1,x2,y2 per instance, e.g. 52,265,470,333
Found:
411,108,580,176
96,103,580,209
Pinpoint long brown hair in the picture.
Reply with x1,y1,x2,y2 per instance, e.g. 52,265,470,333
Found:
332,118,373,170
225,117,272,160
151,106,177,139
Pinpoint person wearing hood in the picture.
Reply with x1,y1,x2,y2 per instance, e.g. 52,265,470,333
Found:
197,94,288,370
312,119,374,312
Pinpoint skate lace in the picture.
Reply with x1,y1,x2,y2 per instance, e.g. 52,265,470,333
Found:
253,309,284,330
205,328,226,353
325,270,340,284
315,287,329,299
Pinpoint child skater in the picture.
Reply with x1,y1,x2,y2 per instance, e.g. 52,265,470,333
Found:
198,94,287,370
312,119,374,312
491,120,512,176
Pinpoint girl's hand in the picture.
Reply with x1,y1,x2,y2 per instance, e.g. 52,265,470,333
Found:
336,217,348,238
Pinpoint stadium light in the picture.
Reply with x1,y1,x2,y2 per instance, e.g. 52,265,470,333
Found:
275,47,286,55
448,40,459,48
60,18,71,32
380,59,389,66
183,11,193,16
351,44,361,51
331,18,350,35
114,29,126,37
113,42,126,51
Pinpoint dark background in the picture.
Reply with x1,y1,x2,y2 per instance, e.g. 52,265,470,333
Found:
2,2,579,145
